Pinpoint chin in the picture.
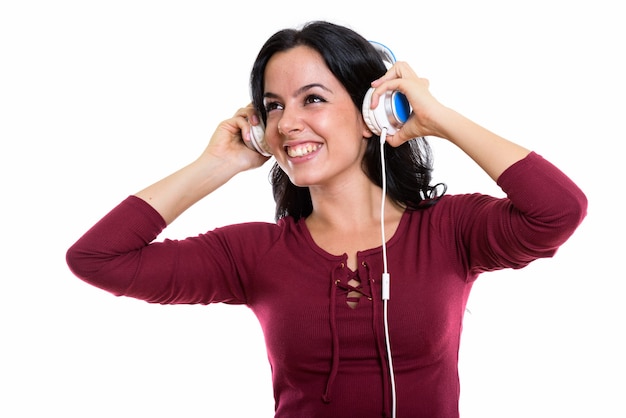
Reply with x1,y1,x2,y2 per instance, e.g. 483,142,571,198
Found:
288,177,315,188
286,172,321,188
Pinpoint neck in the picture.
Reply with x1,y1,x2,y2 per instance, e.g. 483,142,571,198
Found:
307,180,403,231
304,181,405,269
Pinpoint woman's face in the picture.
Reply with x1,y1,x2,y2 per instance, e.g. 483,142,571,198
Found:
262,45,373,189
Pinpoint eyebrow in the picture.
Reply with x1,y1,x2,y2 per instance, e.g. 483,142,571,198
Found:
263,83,333,100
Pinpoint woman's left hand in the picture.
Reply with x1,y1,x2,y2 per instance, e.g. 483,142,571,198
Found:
367,61,449,147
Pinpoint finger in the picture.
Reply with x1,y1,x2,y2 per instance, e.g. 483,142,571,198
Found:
237,104,262,128
367,78,404,109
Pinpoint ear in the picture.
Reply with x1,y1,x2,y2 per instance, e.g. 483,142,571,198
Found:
361,118,374,139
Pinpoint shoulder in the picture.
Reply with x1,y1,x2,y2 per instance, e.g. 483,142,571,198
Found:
206,216,304,252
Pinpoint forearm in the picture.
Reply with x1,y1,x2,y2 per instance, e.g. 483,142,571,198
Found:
433,106,531,182
135,154,241,225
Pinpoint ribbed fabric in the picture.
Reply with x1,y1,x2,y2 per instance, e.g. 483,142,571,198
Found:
67,152,587,417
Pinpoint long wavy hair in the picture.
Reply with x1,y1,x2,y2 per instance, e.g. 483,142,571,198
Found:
250,21,445,221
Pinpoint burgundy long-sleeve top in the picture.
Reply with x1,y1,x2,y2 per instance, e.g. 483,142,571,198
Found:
66,152,587,418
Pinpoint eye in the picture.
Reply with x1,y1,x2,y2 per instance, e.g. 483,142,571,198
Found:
305,94,326,105
264,101,283,113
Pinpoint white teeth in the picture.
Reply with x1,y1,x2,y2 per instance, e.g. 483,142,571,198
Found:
286,143,320,158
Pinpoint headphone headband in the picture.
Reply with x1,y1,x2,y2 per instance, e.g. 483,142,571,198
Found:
369,41,397,68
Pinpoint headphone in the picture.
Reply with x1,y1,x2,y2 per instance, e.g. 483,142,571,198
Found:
247,41,410,156
362,41,411,137
248,118,271,156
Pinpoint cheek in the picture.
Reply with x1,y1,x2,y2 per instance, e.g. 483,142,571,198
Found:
320,108,365,141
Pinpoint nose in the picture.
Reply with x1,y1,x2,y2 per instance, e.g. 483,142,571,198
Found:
277,107,303,136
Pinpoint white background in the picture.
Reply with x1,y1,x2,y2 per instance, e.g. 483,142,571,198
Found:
1,1,623,417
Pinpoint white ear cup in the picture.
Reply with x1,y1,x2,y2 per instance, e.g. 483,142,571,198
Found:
248,117,272,157
362,87,383,135
362,88,411,136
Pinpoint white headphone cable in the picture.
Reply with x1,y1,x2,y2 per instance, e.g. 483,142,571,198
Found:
379,127,397,418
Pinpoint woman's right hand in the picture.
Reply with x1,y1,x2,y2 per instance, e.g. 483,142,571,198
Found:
200,103,271,172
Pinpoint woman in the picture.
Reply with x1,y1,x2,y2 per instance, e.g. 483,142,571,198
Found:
66,21,587,418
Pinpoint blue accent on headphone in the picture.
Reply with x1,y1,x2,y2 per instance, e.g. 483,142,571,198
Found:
392,92,411,123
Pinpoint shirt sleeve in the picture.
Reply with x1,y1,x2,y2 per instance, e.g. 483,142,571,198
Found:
66,195,272,305
497,151,587,252
441,152,587,275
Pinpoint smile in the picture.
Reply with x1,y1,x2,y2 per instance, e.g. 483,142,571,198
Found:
286,143,322,158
